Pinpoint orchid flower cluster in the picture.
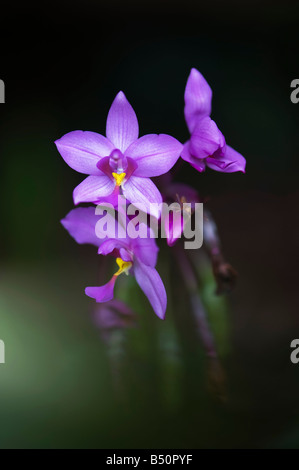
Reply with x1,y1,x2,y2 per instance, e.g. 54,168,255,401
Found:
55,68,246,324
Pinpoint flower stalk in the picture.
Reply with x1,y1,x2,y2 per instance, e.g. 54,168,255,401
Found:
173,242,227,401
203,209,237,295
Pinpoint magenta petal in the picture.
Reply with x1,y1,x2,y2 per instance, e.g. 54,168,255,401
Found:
206,145,246,173
73,175,115,205
164,212,184,247
124,156,138,179
96,156,112,177
134,261,167,320
85,276,117,302
122,176,162,218
181,142,206,172
98,239,131,256
125,134,183,177
61,207,101,247
55,131,114,175
95,187,122,208
132,234,159,268
119,247,132,262
184,68,212,133
106,91,139,152
189,117,224,159
94,208,127,243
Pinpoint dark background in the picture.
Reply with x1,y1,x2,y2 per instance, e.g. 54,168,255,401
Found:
0,0,298,448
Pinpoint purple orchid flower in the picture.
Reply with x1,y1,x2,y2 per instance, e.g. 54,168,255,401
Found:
55,92,183,219
181,68,246,173
61,206,167,320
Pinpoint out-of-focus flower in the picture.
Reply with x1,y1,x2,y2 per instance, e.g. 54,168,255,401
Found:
55,92,183,218
182,68,246,173
94,299,137,332
61,207,167,320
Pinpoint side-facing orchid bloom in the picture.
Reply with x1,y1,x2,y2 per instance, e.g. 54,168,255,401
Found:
61,206,167,320
154,174,200,246
181,68,246,173
55,92,183,219
162,182,200,246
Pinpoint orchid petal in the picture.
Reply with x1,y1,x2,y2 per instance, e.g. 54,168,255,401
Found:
164,212,184,247
98,239,131,257
55,131,114,175
181,142,206,172
125,134,183,177
73,175,115,205
134,261,167,320
206,145,246,173
85,276,117,302
61,207,101,247
95,187,123,208
119,247,132,262
184,68,212,133
189,117,224,160
132,233,159,268
106,91,139,152
122,176,162,219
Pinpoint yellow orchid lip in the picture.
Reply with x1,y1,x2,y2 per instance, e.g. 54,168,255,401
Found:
112,172,126,187
114,257,132,276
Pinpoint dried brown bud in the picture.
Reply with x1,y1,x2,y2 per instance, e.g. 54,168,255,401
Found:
213,260,238,295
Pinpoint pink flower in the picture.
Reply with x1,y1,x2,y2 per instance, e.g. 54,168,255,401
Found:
182,68,246,173
55,92,183,218
61,207,167,320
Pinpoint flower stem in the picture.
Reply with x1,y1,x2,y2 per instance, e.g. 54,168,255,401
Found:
173,242,227,401
203,209,237,294
174,243,217,358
